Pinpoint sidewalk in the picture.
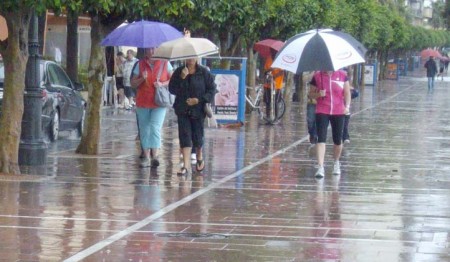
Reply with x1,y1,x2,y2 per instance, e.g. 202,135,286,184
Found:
1,67,450,261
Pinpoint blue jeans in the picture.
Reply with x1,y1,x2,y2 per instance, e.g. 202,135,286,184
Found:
427,76,435,91
307,103,317,139
136,107,166,150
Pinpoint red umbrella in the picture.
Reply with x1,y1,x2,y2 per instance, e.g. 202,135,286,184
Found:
253,39,284,58
420,49,442,59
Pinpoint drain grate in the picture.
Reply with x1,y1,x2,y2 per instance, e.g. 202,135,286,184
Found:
156,232,229,239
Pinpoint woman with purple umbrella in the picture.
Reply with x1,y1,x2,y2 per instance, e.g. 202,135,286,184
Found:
130,47,173,168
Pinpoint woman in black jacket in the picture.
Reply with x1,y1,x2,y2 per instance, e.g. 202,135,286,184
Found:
169,58,216,175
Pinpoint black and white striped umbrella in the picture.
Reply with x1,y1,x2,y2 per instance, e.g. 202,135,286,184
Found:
272,29,366,74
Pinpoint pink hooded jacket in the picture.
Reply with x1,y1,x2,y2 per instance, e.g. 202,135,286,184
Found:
312,70,348,115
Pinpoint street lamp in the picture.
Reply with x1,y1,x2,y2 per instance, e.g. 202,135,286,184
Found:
19,10,47,165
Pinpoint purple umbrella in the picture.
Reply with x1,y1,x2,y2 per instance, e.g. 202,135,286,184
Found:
101,21,183,48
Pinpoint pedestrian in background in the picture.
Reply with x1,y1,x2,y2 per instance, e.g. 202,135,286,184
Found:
306,82,317,145
343,85,359,144
115,51,126,108
263,52,284,119
308,70,351,178
130,47,172,168
123,49,139,109
169,58,216,176
424,56,437,93
437,58,445,81
444,54,450,73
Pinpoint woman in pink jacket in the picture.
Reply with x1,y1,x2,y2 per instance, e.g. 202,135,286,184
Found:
308,70,351,178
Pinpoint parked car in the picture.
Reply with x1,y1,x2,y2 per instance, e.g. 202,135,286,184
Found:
0,60,86,141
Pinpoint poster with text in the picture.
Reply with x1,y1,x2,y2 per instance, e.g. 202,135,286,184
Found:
364,65,374,85
214,74,239,121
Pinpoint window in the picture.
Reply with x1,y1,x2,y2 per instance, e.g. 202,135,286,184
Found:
48,64,72,88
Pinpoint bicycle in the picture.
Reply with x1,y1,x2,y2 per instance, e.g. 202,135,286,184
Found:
245,74,285,124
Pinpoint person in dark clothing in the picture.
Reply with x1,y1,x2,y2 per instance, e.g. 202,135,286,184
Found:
169,58,216,175
424,56,438,93
444,54,450,73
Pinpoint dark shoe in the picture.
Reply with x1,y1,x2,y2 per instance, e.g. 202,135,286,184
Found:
139,151,146,159
196,159,205,172
177,167,189,176
151,158,160,167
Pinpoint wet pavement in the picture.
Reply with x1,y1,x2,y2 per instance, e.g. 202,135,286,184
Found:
1,68,450,261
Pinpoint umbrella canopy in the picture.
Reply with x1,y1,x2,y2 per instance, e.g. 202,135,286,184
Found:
272,29,366,74
101,21,183,48
152,37,219,61
253,39,284,59
420,49,442,59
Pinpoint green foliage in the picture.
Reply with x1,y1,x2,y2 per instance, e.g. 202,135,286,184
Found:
3,0,450,75
431,0,446,29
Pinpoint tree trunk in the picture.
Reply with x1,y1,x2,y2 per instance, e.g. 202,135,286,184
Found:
219,31,231,69
360,64,366,89
378,51,385,80
245,44,257,114
66,9,79,82
0,11,31,174
218,31,241,69
293,73,304,103
283,72,293,110
75,15,105,155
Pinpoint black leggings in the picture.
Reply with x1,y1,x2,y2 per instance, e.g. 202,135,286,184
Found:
315,114,345,145
177,114,205,148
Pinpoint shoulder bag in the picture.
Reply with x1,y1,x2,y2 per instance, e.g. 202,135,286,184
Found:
154,61,175,107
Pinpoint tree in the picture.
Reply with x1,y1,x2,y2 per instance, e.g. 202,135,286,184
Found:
446,0,450,30
66,8,79,82
75,0,191,154
0,1,46,174
431,0,446,29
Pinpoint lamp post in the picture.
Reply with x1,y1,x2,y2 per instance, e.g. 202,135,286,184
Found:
19,10,47,165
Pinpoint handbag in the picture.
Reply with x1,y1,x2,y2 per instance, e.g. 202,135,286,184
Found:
351,88,359,99
154,62,175,107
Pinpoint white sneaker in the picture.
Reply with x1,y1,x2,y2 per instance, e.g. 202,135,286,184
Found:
333,161,341,175
139,158,151,168
315,166,325,178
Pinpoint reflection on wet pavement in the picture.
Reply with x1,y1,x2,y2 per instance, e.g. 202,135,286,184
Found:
1,70,450,261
